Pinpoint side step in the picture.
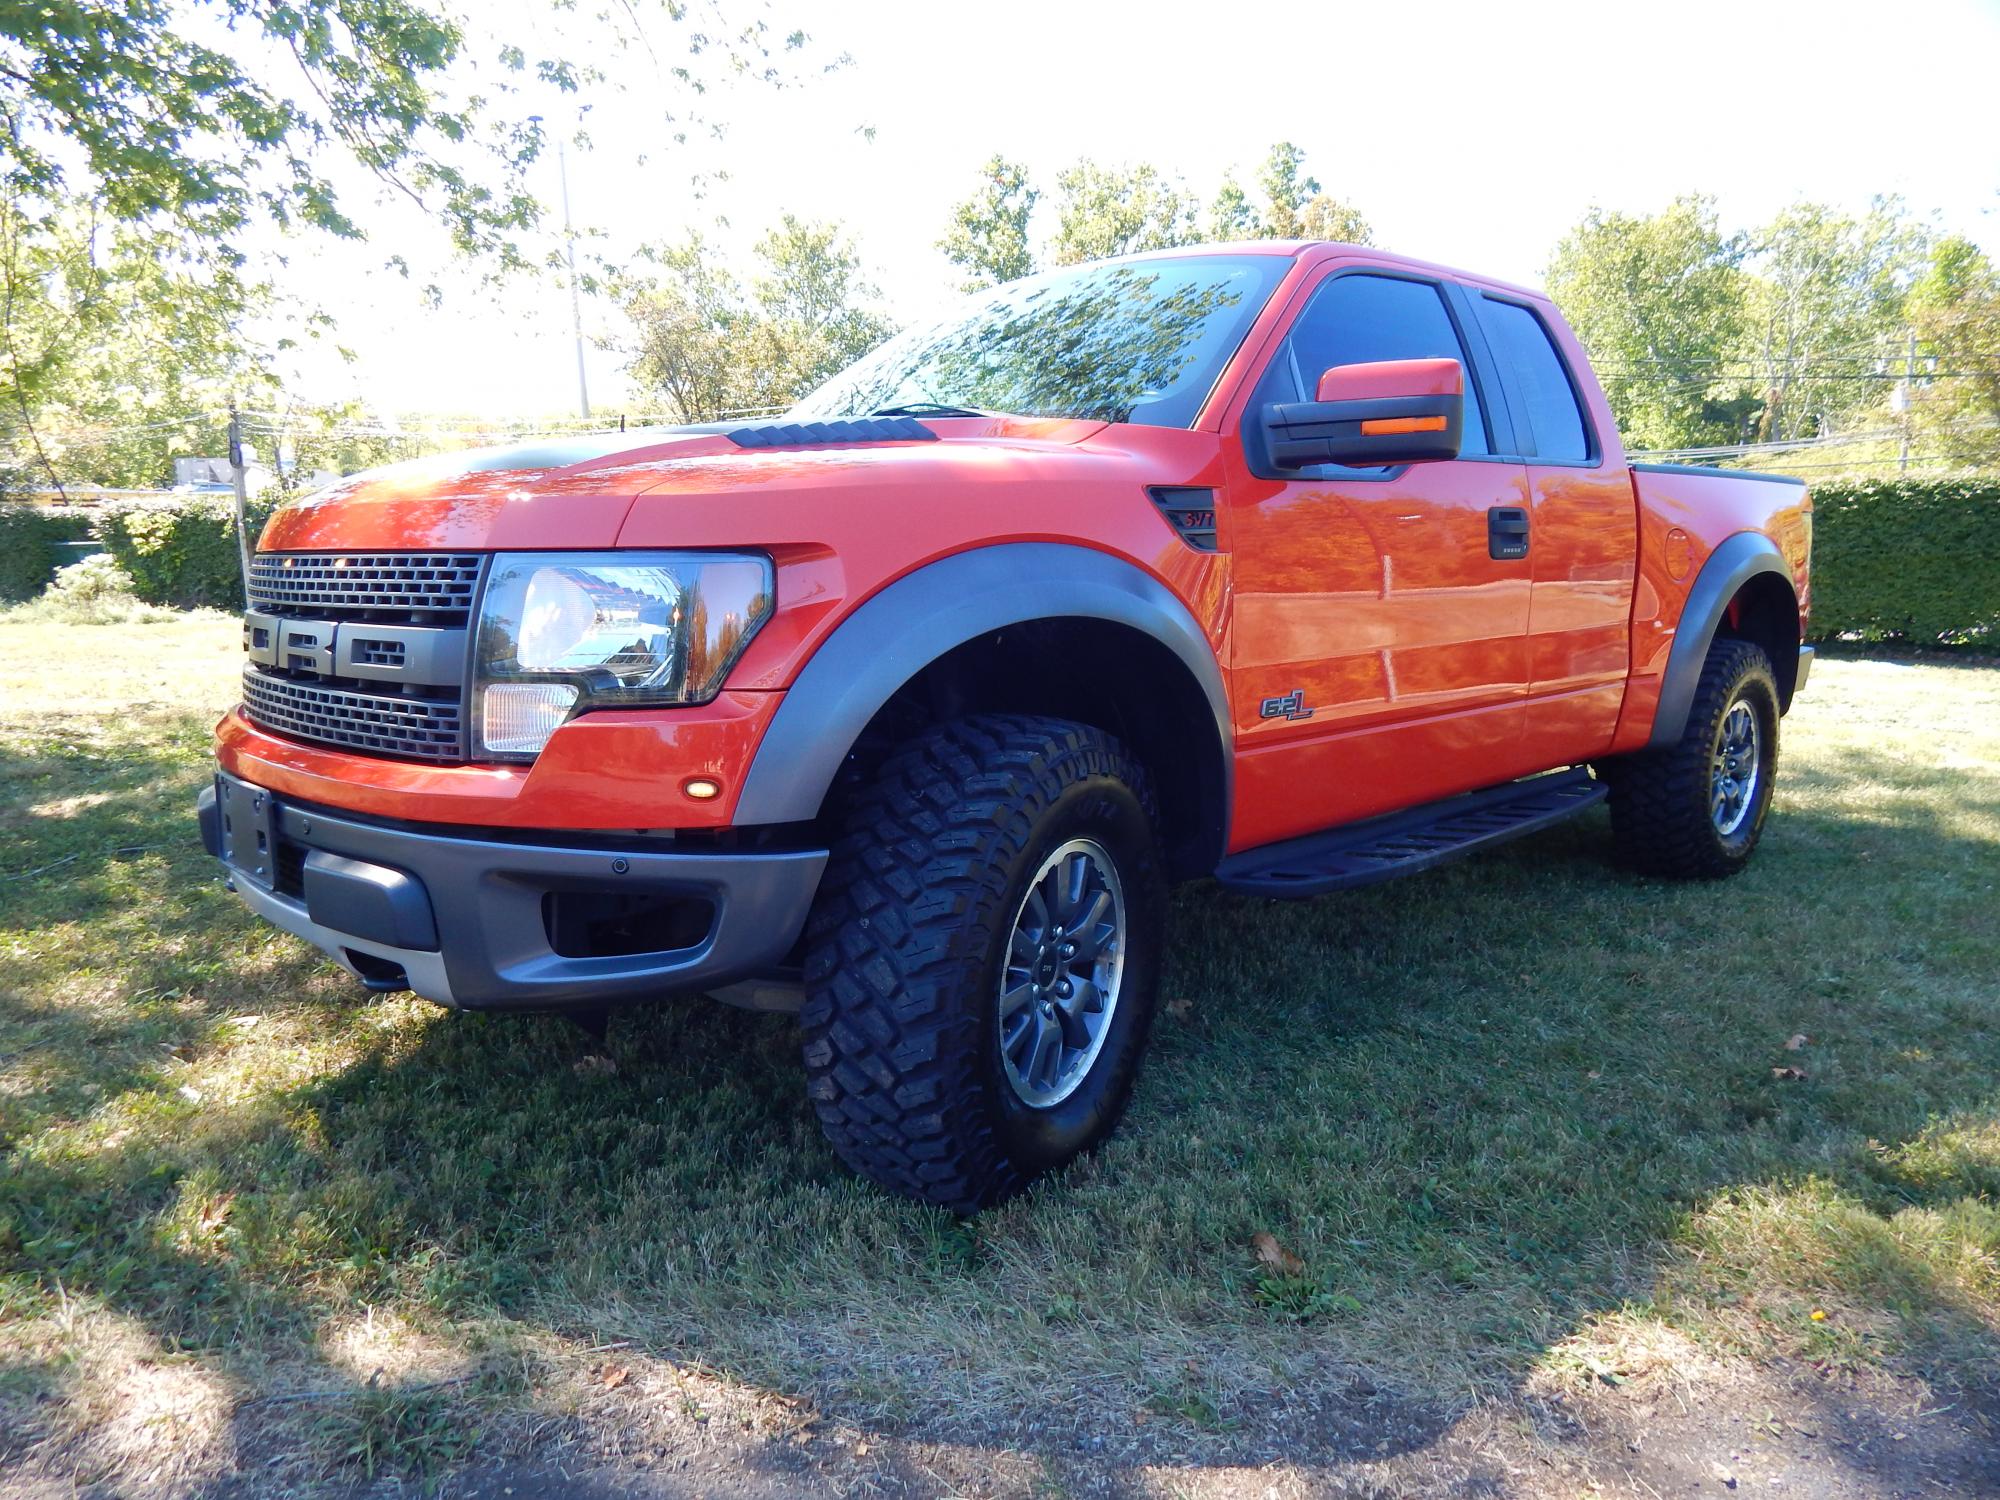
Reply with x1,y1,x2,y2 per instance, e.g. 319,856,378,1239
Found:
1215,768,1606,898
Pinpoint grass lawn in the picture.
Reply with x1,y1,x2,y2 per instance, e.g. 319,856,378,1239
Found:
1,614,1996,1493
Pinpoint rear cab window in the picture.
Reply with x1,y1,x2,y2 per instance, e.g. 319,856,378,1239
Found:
1478,297,1593,463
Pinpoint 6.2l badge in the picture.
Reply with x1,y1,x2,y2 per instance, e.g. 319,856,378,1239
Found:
1259,688,1315,722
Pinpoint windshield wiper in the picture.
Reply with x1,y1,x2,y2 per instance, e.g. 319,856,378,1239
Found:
868,402,994,418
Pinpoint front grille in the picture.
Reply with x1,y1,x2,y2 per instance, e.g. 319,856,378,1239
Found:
241,551,482,763
248,552,483,622
241,670,466,762
347,637,406,668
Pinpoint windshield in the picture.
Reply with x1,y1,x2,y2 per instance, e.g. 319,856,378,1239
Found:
787,254,1289,429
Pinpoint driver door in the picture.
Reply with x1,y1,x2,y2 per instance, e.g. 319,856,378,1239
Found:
1221,269,1540,850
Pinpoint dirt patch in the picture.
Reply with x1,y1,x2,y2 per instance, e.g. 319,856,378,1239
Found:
14,1353,1994,1499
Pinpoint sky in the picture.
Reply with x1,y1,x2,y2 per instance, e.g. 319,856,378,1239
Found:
276,0,2000,418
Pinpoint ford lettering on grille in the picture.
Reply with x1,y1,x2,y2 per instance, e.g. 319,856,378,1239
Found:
238,553,486,762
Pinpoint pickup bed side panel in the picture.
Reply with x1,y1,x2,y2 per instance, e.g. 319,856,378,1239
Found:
1611,465,1812,753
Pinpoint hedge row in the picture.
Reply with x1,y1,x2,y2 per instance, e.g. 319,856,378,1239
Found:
1807,477,2000,644
0,504,97,602
96,494,272,609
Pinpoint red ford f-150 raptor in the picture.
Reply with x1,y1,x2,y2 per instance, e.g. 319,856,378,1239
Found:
198,241,1814,1210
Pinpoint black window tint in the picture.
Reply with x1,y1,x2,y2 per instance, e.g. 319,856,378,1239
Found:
1481,298,1590,462
1263,273,1488,456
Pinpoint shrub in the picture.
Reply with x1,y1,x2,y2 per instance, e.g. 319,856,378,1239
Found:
1808,478,2000,644
0,503,97,601
97,493,271,608
1,554,185,624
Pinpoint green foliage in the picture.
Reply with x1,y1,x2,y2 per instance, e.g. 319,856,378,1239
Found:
1743,198,1926,442
1249,142,1314,238
1906,238,2000,470
1207,174,1259,240
1049,161,1199,266
1,0,507,258
1243,142,1372,245
0,2,816,271
96,495,271,609
0,197,272,490
1547,195,1962,463
1297,193,1372,247
1546,196,1753,451
2,554,182,625
939,155,1040,289
620,216,894,421
0,504,94,601
1808,478,2000,643
942,143,1372,288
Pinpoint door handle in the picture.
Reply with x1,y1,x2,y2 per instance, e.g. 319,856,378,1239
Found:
1488,506,1530,561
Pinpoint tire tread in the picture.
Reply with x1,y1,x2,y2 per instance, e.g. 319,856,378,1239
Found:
799,714,1155,1211
1603,637,1777,879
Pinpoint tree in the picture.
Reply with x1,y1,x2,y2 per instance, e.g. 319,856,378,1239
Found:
621,216,894,421
1048,160,1198,265
1207,174,1259,241
1744,198,1925,442
621,234,751,425
1544,196,1752,450
1297,194,1373,247
1255,142,1319,238
1223,143,1371,244
1905,236,2000,468
939,155,1039,289
0,195,275,490
0,1,816,269
935,144,1377,284
741,216,898,405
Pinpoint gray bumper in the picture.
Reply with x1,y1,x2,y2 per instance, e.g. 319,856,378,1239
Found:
197,771,824,1011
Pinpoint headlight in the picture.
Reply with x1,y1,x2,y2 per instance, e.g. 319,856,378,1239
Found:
472,551,774,760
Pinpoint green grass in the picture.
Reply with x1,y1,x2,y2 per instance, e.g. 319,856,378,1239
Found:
1,617,1996,1488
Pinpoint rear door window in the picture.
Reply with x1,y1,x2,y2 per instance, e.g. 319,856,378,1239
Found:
1480,298,1592,463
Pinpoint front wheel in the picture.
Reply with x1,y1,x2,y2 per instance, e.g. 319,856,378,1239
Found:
1598,637,1781,879
799,715,1167,1212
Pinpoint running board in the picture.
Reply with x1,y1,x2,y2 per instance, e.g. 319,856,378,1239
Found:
1215,768,1606,898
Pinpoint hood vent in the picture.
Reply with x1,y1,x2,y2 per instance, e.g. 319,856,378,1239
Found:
724,417,938,450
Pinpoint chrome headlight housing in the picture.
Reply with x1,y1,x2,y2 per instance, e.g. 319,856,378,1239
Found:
472,551,774,761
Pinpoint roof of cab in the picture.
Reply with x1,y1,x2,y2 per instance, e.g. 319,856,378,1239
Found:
1098,238,1547,303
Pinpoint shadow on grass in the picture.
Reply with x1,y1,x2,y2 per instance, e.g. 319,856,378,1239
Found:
3,723,1999,1493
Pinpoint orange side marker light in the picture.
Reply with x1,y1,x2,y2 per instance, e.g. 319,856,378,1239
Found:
1360,415,1448,436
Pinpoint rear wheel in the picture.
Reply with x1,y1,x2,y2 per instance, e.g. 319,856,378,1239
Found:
799,714,1167,1212
1599,637,1781,879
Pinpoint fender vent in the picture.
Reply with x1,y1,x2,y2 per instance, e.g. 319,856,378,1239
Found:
1148,487,1219,551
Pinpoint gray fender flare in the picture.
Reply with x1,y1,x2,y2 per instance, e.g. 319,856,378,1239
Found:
1648,531,1797,748
734,542,1232,829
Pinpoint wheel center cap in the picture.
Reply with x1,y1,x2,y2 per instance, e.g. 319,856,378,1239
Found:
1033,948,1062,988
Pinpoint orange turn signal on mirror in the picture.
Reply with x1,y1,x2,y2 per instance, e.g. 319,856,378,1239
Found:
1360,415,1448,436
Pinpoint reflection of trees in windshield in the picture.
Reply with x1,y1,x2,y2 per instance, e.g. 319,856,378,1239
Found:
793,259,1276,427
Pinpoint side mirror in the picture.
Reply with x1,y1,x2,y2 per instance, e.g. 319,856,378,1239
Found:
1262,357,1464,470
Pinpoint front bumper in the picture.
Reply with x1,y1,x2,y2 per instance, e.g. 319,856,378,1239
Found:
197,771,824,1011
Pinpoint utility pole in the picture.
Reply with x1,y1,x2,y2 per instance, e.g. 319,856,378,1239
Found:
558,135,590,420
227,404,253,607
1894,329,1917,473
